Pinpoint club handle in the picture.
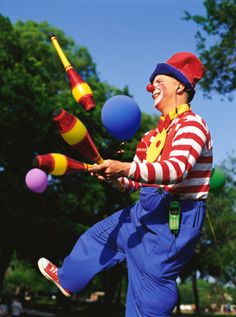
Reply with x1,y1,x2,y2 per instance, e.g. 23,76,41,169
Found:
49,33,72,71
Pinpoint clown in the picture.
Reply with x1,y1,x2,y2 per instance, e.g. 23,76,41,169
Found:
38,52,212,317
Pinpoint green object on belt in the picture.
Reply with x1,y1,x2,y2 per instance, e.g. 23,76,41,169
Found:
169,200,181,234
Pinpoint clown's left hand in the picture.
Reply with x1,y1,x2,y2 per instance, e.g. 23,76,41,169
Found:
88,160,131,180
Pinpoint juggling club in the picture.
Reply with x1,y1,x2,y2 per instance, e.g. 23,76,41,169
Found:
53,108,104,164
49,33,95,112
53,109,125,191
33,153,92,176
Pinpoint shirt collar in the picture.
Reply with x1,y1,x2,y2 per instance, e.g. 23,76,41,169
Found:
158,104,191,131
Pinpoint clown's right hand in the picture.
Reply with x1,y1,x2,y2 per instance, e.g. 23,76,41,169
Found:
88,159,131,180
90,167,126,191
89,164,106,182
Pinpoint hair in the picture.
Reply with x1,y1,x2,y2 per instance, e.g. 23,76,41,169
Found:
185,87,195,103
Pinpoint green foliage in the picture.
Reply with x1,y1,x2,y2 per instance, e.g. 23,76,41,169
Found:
184,0,236,99
4,253,52,294
0,14,100,265
186,156,236,287
202,156,236,284
0,14,156,297
179,155,236,311
179,279,226,307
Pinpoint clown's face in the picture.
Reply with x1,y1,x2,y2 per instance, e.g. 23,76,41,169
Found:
152,75,181,114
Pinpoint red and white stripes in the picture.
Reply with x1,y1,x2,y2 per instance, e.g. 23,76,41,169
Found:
121,112,213,200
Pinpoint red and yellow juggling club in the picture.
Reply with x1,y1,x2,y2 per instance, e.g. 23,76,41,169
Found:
49,33,95,112
33,153,92,176
52,109,125,191
53,109,104,164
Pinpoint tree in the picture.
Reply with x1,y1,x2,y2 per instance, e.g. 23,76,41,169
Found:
183,1,236,311
0,15,155,305
200,157,236,285
185,0,236,99
0,15,116,287
178,155,236,313
179,278,224,310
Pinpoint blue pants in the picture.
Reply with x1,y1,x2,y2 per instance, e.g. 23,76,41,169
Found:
58,187,206,317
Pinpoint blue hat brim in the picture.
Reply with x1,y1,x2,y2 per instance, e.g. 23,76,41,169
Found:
149,63,193,89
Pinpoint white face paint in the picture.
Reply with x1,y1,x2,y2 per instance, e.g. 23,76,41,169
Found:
153,86,164,108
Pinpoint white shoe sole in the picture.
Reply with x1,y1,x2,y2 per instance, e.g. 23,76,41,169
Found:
37,259,71,297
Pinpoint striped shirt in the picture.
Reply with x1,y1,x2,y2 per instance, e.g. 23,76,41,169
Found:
120,110,213,200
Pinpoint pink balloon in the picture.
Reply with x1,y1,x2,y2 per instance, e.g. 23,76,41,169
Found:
25,168,48,193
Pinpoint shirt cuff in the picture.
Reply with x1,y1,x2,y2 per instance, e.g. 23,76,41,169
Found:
128,161,137,179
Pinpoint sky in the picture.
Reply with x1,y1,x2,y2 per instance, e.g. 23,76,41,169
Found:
1,0,235,165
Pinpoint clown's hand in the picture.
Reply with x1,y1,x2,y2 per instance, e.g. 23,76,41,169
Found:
89,164,106,182
88,159,131,181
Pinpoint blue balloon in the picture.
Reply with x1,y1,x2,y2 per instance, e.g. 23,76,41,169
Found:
101,95,141,141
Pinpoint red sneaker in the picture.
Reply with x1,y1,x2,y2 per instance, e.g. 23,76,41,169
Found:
38,258,71,297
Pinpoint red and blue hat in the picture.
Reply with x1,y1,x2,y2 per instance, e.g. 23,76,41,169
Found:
149,52,205,100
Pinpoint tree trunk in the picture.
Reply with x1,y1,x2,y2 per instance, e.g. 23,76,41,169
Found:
215,278,225,307
191,270,200,315
0,237,14,292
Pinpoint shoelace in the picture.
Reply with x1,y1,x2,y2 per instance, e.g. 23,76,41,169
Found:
47,263,70,295
48,263,58,279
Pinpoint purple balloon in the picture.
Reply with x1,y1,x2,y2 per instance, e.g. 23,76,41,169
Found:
25,168,48,193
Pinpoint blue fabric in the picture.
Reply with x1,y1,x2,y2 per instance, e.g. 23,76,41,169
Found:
149,63,192,88
149,63,195,101
58,187,206,317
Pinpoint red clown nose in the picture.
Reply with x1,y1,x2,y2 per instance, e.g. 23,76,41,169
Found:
146,84,155,93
